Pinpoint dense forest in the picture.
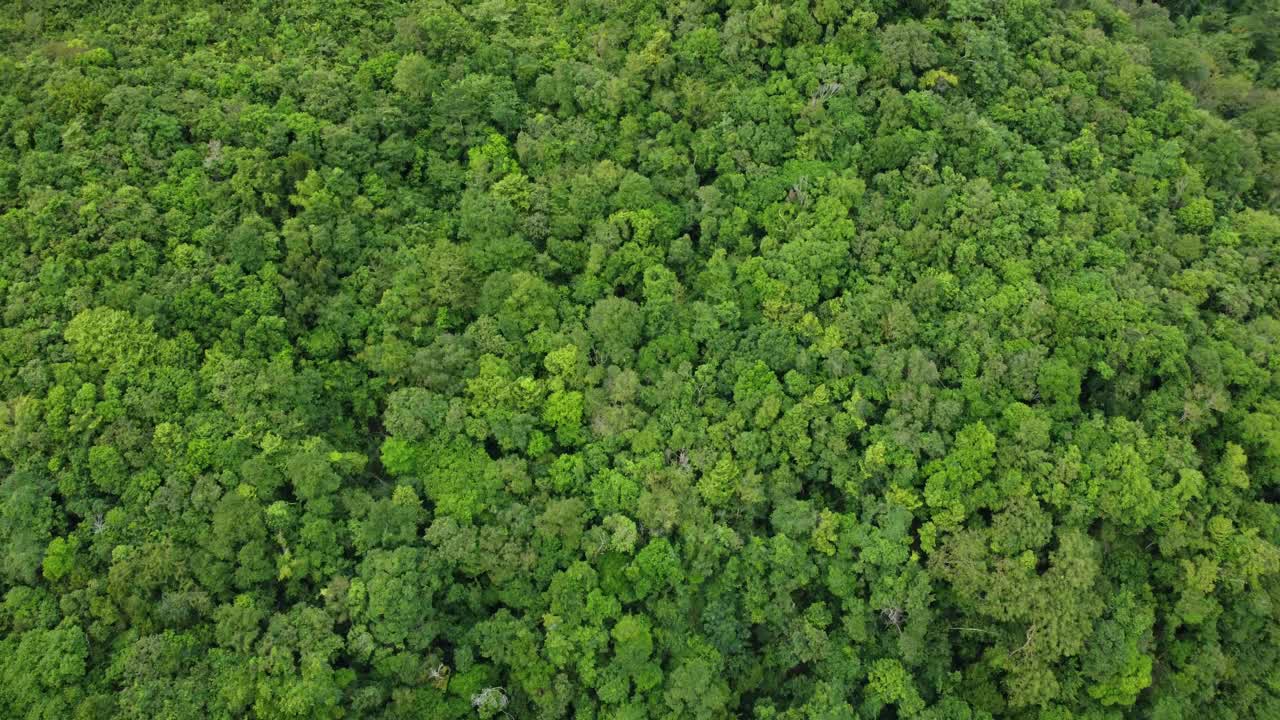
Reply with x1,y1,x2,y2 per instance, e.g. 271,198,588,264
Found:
1,0,1279,717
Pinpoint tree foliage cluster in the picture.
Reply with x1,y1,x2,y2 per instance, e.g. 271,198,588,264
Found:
1,0,1279,718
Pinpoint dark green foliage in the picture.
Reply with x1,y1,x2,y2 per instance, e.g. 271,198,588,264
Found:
1,0,1279,718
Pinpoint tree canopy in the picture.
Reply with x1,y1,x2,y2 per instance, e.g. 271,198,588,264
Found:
1,0,1279,718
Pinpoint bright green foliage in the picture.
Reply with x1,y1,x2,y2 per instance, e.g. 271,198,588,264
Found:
867,658,926,717
1,0,1279,718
